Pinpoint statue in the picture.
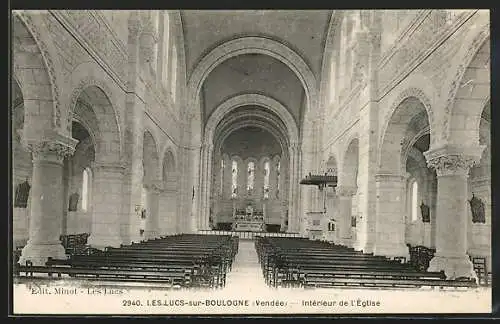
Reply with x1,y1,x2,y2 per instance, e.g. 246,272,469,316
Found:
68,192,80,212
141,208,147,219
420,201,430,223
469,194,486,224
14,178,31,208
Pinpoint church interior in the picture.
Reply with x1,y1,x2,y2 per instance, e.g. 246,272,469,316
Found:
11,10,491,293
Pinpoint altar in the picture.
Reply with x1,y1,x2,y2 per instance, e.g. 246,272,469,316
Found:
232,205,265,232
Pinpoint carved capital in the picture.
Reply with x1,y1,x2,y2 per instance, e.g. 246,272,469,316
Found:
128,12,144,39
150,182,164,194
426,155,478,176
23,131,78,164
141,18,159,43
424,144,485,177
27,141,76,164
336,185,357,197
91,161,127,175
375,173,405,183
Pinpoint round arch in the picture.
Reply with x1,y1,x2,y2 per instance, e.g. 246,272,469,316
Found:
440,21,489,145
13,11,63,130
205,93,299,146
69,85,121,164
379,86,434,152
187,36,318,144
65,62,123,161
340,138,360,189
142,130,161,184
378,92,432,175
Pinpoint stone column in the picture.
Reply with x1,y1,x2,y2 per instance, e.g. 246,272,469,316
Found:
198,142,213,231
337,185,357,247
139,18,157,67
287,144,296,232
373,174,410,259
19,137,77,266
424,144,484,280
203,144,214,230
144,182,161,239
122,13,145,245
87,162,126,249
158,184,177,236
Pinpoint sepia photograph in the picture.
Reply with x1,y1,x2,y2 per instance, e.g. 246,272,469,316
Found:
9,9,492,316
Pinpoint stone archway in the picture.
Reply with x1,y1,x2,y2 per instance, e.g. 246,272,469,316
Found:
376,95,431,259
159,148,179,235
12,12,62,132
199,94,300,232
339,139,359,248
141,130,161,241
186,37,319,234
422,35,490,280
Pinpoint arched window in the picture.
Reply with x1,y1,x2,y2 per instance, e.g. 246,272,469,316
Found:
171,44,177,102
151,10,160,72
410,179,419,222
329,58,336,103
263,160,270,199
276,160,281,194
247,161,255,192
220,159,224,195
161,12,170,87
81,168,91,211
231,160,238,198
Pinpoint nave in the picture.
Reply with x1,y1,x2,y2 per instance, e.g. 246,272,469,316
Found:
11,10,492,314
14,233,481,290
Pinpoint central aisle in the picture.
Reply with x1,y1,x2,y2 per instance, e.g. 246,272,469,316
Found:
223,239,270,293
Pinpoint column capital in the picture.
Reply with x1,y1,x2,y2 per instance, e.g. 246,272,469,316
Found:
202,141,214,151
336,185,357,197
91,161,127,174
424,144,485,176
149,180,164,194
141,17,159,43
128,12,144,39
24,131,78,164
375,173,405,182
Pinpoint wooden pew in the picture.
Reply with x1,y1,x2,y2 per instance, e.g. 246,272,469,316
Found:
255,237,478,289
15,234,238,289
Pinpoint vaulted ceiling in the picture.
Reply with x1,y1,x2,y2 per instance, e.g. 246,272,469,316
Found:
180,10,333,129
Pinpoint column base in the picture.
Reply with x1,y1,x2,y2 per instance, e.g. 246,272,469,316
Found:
428,254,478,281
373,243,410,261
87,235,122,250
18,241,67,266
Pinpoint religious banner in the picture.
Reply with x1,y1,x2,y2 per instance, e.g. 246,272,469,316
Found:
469,194,486,224
14,179,31,208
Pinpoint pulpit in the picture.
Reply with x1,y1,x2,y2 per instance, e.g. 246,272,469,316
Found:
232,204,265,232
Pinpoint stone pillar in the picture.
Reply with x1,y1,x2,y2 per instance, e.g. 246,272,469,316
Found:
287,144,296,232
337,185,356,247
198,142,213,231
158,184,177,236
204,144,214,230
373,174,410,259
19,137,77,266
144,182,161,239
139,18,157,67
122,13,145,245
87,162,125,249
424,144,484,280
